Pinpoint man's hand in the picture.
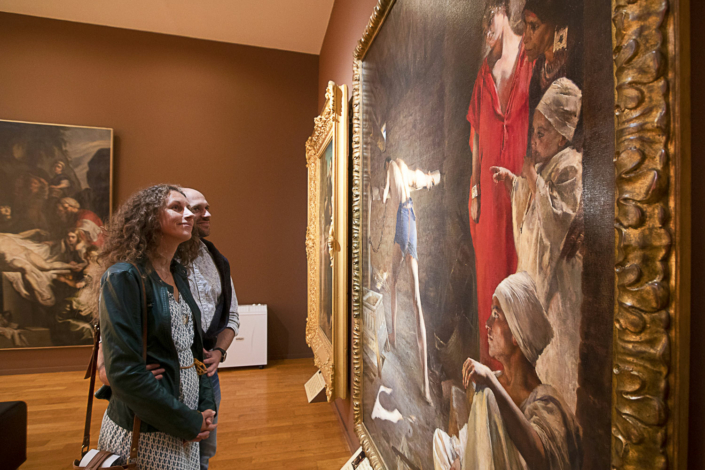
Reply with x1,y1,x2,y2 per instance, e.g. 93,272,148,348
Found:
203,348,221,377
462,358,495,389
146,363,165,381
490,166,516,195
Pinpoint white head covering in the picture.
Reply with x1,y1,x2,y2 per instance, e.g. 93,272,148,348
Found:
493,272,554,366
536,77,582,142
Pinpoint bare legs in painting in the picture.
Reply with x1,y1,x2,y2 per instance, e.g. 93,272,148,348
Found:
383,157,440,405
389,241,432,404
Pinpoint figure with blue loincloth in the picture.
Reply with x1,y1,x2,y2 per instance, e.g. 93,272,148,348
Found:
382,157,440,405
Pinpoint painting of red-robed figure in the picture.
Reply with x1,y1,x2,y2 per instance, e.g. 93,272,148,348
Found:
358,0,615,469
0,119,112,349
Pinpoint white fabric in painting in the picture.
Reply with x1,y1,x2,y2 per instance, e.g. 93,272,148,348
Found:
433,385,582,470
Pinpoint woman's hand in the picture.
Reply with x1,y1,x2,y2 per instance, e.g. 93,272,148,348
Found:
190,409,217,442
462,358,495,389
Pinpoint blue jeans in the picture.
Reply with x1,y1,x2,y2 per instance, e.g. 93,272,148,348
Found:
200,371,221,470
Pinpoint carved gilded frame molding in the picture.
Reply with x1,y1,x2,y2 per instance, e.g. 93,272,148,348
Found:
349,1,690,469
305,81,349,401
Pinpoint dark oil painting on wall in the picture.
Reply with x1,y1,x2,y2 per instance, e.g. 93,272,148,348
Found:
0,120,112,349
356,0,616,469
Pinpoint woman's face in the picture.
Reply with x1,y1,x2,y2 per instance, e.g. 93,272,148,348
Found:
522,10,554,61
487,297,516,360
159,191,194,243
531,111,567,164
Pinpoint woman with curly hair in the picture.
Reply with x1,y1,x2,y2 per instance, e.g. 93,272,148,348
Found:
95,184,217,470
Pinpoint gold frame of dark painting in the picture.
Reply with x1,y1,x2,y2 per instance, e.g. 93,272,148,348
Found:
305,81,350,401
349,1,691,469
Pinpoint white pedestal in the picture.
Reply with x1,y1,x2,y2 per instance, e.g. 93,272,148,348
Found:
219,304,267,369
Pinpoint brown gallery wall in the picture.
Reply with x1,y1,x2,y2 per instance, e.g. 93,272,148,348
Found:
320,0,702,464
0,12,319,373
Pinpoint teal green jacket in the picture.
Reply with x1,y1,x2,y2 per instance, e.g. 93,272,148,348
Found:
98,261,216,440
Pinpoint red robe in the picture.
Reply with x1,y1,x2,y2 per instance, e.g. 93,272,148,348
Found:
467,47,532,369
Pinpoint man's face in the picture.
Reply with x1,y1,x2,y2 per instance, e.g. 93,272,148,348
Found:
185,190,212,238
531,111,567,164
0,206,11,221
522,10,554,62
487,297,516,360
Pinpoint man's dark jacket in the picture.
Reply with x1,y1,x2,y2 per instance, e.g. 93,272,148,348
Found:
200,238,232,350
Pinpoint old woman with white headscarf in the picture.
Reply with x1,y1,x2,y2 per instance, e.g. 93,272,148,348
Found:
489,77,584,413
432,272,582,470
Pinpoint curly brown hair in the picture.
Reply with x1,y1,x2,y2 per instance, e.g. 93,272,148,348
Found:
99,184,200,267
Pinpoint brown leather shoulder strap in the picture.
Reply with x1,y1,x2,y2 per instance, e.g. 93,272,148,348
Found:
129,263,149,462
80,323,101,457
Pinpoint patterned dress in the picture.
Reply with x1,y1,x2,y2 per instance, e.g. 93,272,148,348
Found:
98,292,200,470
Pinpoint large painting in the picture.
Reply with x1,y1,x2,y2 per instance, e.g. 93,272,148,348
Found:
351,1,688,469
306,82,350,401
0,120,112,349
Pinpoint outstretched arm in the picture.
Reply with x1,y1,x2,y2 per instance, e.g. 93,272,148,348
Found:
490,166,516,195
463,359,548,470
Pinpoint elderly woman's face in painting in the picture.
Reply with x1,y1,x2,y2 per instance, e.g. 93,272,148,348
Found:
159,191,194,243
522,10,554,61
531,110,567,164
487,297,516,360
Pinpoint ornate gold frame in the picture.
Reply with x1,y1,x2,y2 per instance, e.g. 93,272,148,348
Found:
349,1,690,469
305,81,349,401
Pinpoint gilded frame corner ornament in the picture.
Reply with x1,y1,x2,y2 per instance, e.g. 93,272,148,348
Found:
305,81,350,401
349,1,689,469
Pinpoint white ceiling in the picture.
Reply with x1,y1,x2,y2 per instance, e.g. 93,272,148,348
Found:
0,0,335,55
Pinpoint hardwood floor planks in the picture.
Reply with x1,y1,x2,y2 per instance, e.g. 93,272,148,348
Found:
0,358,351,469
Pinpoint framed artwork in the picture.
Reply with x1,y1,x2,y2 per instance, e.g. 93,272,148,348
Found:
350,1,689,469
306,81,350,401
0,119,113,349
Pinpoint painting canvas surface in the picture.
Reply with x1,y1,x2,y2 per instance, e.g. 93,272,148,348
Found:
358,1,615,469
319,140,334,343
0,120,112,349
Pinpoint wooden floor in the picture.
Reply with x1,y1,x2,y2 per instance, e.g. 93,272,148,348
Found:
0,358,351,469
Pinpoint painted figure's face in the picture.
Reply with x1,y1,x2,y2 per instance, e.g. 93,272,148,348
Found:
159,191,194,243
487,297,515,360
67,232,78,248
54,163,64,175
0,206,11,220
29,177,42,193
483,7,505,49
522,10,554,61
531,111,568,164
187,191,212,238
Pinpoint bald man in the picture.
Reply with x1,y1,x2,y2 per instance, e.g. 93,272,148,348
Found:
182,188,240,470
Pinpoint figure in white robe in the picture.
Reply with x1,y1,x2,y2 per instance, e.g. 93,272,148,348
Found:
490,78,583,411
433,272,582,470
